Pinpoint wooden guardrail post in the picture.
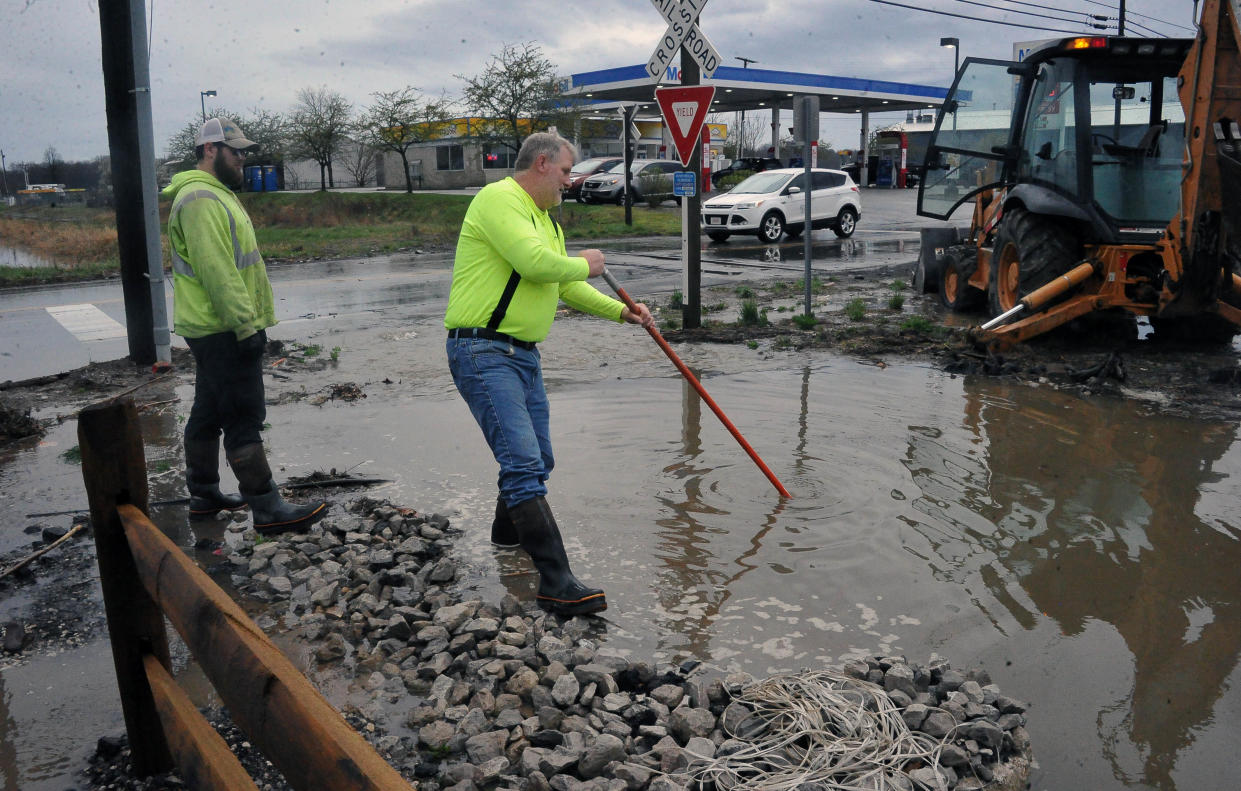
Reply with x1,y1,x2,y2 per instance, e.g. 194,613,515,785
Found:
78,399,173,775
118,503,414,790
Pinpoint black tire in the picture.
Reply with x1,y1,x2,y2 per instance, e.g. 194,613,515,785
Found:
707,231,730,242
938,249,983,311
758,212,785,243
987,206,1079,317
833,207,858,238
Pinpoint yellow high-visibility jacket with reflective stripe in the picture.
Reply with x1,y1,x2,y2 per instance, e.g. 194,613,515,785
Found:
444,177,624,342
161,169,276,341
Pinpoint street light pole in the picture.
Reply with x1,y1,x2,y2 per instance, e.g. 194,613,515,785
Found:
735,56,756,157
939,38,959,131
200,89,217,122
939,38,959,86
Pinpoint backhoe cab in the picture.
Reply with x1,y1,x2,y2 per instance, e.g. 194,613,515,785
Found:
917,0,1241,350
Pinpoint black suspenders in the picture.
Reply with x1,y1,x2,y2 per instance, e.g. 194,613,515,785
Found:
487,213,562,331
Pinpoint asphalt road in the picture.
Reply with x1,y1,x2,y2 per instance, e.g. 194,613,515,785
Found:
0,187,957,384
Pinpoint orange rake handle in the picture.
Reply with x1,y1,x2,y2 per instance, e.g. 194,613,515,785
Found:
602,268,792,498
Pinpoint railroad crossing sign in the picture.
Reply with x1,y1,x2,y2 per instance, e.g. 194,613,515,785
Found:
655,85,716,167
645,0,721,80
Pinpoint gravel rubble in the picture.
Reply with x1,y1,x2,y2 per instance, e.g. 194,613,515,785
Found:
75,496,1033,790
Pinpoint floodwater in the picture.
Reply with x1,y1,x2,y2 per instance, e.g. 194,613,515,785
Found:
0,246,55,269
2,313,1240,791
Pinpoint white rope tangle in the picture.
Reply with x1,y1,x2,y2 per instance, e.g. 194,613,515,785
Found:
680,669,969,791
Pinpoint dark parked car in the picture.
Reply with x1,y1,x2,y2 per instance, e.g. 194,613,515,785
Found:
710,156,783,188
564,157,623,202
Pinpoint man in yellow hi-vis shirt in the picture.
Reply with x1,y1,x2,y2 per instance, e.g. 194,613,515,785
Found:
164,117,327,535
445,132,653,616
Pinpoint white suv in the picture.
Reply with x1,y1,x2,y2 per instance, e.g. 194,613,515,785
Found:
701,168,861,243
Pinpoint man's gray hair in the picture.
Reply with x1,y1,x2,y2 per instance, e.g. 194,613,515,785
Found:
515,132,577,171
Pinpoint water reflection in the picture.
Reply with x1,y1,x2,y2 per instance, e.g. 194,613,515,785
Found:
0,246,55,269
725,237,909,266
903,380,1241,790
648,367,802,662
0,672,20,791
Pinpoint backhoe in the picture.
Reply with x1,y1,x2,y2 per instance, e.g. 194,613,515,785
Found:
916,0,1241,350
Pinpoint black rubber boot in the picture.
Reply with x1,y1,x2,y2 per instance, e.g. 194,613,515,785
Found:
185,438,245,519
508,496,606,616
491,495,520,548
228,443,329,535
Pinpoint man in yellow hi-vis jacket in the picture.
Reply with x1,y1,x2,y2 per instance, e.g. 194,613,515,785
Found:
163,117,326,534
445,132,654,616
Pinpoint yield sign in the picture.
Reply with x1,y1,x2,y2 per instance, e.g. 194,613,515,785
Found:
655,85,716,167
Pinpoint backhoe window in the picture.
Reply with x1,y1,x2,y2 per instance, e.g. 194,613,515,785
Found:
1087,74,1184,224
918,59,1020,219
1017,60,1079,194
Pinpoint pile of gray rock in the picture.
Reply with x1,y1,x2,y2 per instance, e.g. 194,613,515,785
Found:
205,497,1033,791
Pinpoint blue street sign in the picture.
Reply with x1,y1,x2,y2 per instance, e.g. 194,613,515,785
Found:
673,170,696,197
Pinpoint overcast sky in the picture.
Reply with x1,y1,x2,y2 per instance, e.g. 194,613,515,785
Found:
1,0,1192,166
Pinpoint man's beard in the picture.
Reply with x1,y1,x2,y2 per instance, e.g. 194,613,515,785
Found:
213,153,243,189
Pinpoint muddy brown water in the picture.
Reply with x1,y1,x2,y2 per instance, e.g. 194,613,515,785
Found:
2,311,1239,791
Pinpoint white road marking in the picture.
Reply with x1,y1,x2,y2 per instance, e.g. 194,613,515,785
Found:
45,303,127,342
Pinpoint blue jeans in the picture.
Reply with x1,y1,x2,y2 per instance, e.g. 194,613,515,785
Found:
447,336,553,507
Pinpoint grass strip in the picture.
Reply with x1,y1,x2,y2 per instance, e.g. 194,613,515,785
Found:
1,192,683,284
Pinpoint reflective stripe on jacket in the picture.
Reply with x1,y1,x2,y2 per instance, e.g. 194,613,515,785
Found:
162,169,276,340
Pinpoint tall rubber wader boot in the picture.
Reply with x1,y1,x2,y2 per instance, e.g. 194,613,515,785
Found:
185,438,245,519
508,496,606,616
491,495,520,548
227,443,329,535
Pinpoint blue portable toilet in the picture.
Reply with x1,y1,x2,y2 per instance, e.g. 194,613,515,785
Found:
262,165,278,192
245,165,263,192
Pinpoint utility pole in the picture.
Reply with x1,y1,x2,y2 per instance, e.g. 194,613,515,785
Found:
99,0,171,368
0,149,9,197
1113,1,1126,134
734,56,757,157
682,51,702,330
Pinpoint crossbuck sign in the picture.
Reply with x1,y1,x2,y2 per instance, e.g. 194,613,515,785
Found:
646,0,720,80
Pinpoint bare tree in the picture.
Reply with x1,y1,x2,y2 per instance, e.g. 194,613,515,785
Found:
164,106,288,173
358,87,453,192
338,138,377,187
457,42,578,161
43,146,62,183
727,116,764,159
287,87,353,190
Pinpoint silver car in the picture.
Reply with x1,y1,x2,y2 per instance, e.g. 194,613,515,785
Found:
580,159,683,206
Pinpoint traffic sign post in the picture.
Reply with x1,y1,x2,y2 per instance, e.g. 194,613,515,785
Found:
620,105,638,226
646,1,716,329
798,95,819,318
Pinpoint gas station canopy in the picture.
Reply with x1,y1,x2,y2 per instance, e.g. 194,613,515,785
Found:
561,63,948,116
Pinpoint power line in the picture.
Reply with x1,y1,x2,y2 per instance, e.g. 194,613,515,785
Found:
866,0,1104,34
1125,19,1171,37
955,0,1108,29
1077,0,1197,32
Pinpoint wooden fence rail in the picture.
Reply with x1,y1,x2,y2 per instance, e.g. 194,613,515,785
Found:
79,399,413,791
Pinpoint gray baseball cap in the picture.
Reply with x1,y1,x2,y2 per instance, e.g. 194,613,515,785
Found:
195,117,258,150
